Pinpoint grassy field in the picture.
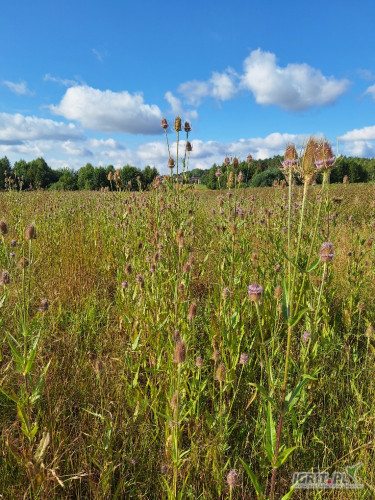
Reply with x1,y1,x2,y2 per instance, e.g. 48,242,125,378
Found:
0,179,374,499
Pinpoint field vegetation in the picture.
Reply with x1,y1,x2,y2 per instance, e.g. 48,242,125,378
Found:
0,125,374,499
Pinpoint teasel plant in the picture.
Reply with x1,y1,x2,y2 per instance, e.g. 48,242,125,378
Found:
0,223,51,496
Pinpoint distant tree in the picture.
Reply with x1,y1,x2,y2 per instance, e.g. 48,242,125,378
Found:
251,167,283,187
77,163,95,190
92,166,108,189
0,156,11,189
25,157,58,188
120,165,142,190
50,169,78,190
141,165,158,189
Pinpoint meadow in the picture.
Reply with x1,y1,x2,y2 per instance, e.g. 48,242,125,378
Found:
0,153,375,498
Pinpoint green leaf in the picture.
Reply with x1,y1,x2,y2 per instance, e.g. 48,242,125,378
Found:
274,446,298,468
249,383,277,408
287,307,309,327
239,458,263,497
281,484,297,500
307,258,320,273
281,278,289,319
131,333,140,351
284,374,317,412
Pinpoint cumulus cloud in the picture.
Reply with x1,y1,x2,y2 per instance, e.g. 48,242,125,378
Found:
3,80,34,96
365,84,375,100
178,68,238,106
0,113,84,144
177,50,349,111
50,85,163,135
240,49,350,111
164,91,198,121
339,125,375,141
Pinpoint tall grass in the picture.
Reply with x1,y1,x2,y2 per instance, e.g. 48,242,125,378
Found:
0,144,374,498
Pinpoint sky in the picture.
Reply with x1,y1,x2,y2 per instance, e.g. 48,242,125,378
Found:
1,0,375,174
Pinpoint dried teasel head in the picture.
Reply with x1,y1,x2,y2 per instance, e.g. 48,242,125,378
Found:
301,137,319,184
174,116,182,132
161,117,168,129
0,221,8,235
281,144,299,176
185,141,192,152
232,157,239,169
215,363,226,382
168,157,175,170
25,224,36,240
187,302,197,321
173,340,186,363
247,154,253,163
315,139,335,171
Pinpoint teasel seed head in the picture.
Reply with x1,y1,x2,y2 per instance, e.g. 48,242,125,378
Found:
25,224,36,240
212,349,220,363
224,156,230,166
0,270,10,285
174,116,182,132
168,157,175,170
173,329,180,341
232,157,239,169
303,330,311,344
248,282,264,302
227,172,234,189
196,356,204,368
124,263,132,274
18,257,29,268
301,137,319,184
319,242,335,263
184,121,191,132
222,288,230,299
161,117,168,129
216,363,226,382
237,171,244,183
215,168,222,177
227,470,238,488
0,221,8,235
274,285,282,300
187,302,197,321
173,340,186,363
239,353,249,365
247,154,253,163
107,172,113,181
366,325,374,339
39,299,49,312
10,239,17,247
315,139,335,171
185,141,192,152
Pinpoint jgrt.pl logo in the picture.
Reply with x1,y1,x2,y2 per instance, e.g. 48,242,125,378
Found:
292,463,363,490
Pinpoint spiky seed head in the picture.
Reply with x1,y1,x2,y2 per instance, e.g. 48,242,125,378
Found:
124,263,132,274
174,116,182,132
195,356,204,368
222,288,230,299
224,157,230,166
107,172,113,181
227,470,238,488
274,285,282,300
237,171,244,183
0,221,8,235
300,137,319,183
215,168,222,177
186,141,192,152
39,299,49,312
216,363,226,382
187,302,197,321
232,157,239,169
227,172,234,189
343,175,349,184
248,282,263,302
168,157,175,169
0,270,10,285
184,121,191,132
183,262,191,273
303,330,311,343
212,349,220,362
176,228,184,243
319,242,335,263
239,353,249,365
315,139,335,171
247,154,253,163
173,341,186,363
18,257,29,268
25,224,36,240
173,329,180,341
10,239,17,247
366,325,374,339
161,117,168,129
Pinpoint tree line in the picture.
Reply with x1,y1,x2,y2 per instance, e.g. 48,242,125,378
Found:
0,157,158,191
0,154,374,191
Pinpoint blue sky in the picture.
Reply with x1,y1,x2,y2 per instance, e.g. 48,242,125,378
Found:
1,0,375,173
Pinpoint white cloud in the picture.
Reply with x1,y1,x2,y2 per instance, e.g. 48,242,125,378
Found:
0,112,84,144
357,69,375,81
164,91,198,121
50,85,163,135
365,84,375,99
339,125,375,141
92,48,108,62
240,49,350,111
178,68,238,106
341,141,375,157
44,73,83,87
3,80,34,96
